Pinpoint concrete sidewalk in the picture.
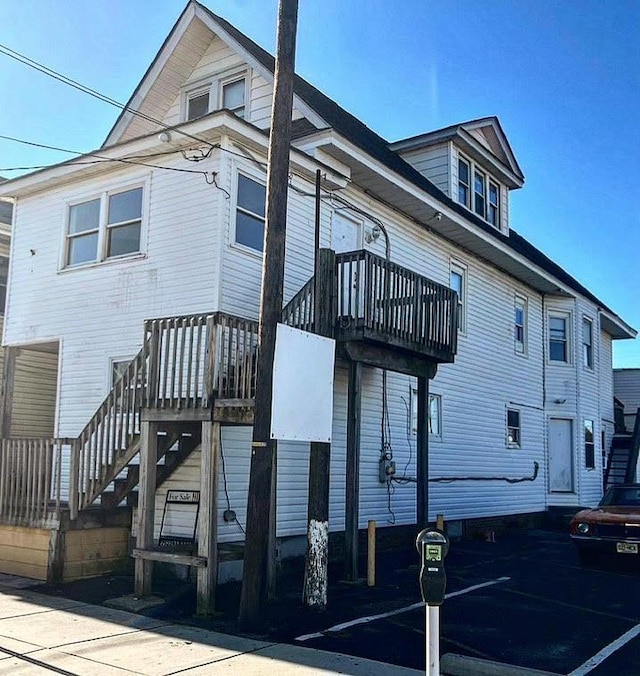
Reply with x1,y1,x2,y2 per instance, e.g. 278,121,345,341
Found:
0,576,421,675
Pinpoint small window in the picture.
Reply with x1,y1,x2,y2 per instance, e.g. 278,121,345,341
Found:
514,295,527,354
549,314,569,362
235,173,266,252
458,158,470,206
65,186,143,268
111,359,131,386
411,389,442,437
450,261,466,333
584,419,595,469
222,78,246,118
582,318,593,369
0,256,8,313
488,182,499,227
474,170,486,218
187,90,210,121
507,409,521,447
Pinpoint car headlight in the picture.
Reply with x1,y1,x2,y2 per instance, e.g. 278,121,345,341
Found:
576,522,590,534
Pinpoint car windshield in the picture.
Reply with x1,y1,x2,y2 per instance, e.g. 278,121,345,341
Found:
600,486,640,507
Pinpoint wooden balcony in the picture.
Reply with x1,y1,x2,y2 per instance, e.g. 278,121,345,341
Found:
284,249,458,369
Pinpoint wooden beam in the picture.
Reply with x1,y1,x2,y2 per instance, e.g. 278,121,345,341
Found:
239,0,299,627
196,421,220,617
304,248,335,608
343,342,438,379
416,376,429,529
344,359,362,582
0,346,16,437
132,549,206,567
134,421,158,598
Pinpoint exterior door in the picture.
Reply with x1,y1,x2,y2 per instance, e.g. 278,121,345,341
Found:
332,213,363,318
548,419,574,492
331,212,361,253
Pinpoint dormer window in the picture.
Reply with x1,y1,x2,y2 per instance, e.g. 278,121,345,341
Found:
183,70,248,122
457,152,501,229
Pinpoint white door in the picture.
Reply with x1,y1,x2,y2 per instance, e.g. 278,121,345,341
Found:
331,213,361,253
548,419,574,492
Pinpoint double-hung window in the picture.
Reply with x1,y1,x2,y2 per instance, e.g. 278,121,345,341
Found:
450,261,467,333
549,314,569,363
514,295,527,354
582,317,593,369
488,182,499,227
185,72,247,121
584,419,595,469
235,173,266,252
473,169,486,218
458,158,470,206
507,409,521,447
65,186,143,267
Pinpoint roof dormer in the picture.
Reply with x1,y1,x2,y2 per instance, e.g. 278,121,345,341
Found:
390,117,524,234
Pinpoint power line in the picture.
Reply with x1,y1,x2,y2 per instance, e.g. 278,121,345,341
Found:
0,42,216,150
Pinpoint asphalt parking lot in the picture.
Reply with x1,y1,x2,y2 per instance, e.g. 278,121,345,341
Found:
293,529,640,675
33,526,640,675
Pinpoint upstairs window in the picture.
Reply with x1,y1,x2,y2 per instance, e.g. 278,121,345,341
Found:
235,173,266,252
456,152,501,229
450,261,467,333
549,313,569,363
184,72,247,121
514,295,527,354
582,317,593,369
65,186,143,268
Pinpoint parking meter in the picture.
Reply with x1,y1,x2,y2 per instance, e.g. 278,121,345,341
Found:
416,528,449,606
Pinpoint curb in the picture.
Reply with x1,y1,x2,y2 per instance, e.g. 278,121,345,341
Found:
441,653,562,676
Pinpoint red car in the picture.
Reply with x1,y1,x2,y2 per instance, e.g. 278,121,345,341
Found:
570,484,640,563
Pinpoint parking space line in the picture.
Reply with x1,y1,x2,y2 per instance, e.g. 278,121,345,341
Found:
568,622,640,675
295,576,510,642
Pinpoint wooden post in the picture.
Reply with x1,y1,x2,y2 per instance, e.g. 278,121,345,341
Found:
197,421,220,616
134,421,158,598
367,520,375,587
0,346,16,438
344,359,362,581
416,375,429,529
303,248,335,608
239,0,299,626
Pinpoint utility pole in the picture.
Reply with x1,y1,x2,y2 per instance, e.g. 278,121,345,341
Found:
239,0,299,626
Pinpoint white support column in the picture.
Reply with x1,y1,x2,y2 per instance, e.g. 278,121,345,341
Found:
197,421,220,617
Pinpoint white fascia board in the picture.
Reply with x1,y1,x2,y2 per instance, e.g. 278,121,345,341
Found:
104,4,198,147
194,5,328,131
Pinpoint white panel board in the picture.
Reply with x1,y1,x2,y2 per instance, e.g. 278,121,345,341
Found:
271,323,335,442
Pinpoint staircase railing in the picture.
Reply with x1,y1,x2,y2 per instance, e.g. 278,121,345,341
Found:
0,438,73,524
282,276,315,332
626,406,640,483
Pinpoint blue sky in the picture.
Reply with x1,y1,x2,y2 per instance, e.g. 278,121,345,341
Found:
0,0,639,366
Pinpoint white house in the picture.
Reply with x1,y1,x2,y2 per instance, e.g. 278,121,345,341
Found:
0,1,634,593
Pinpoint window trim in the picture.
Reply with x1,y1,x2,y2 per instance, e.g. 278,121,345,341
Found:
584,419,595,470
232,169,267,256
456,151,502,229
582,316,594,370
182,68,249,122
514,294,528,356
410,389,443,440
548,311,571,365
62,181,147,270
450,259,467,335
506,408,521,448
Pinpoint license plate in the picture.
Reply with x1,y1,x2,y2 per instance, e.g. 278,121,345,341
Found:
616,542,638,554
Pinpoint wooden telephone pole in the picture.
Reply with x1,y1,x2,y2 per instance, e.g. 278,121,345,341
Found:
239,0,299,626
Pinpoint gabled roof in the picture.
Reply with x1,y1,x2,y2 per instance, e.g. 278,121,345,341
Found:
390,116,525,188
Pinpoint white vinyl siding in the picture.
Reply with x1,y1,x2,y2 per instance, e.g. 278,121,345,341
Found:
398,143,450,194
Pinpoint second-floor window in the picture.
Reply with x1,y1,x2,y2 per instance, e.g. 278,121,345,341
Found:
235,173,266,252
582,317,593,369
450,261,467,333
66,186,143,267
514,295,527,354
549,313,569,363
0,255,7,313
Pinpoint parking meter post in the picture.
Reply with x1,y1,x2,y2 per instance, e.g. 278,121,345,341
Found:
416,528,449,676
